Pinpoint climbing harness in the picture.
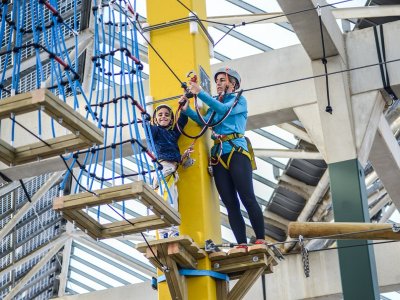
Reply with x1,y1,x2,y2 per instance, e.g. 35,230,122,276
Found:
210,132,257,171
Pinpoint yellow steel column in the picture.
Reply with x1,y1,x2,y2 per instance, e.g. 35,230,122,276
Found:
146,1,221,299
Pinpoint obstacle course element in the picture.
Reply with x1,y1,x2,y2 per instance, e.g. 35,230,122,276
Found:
53,181,180,239
0,89,103,166
209,245,278,300
137,237,278,300
137,236,206,300
288,222,400,240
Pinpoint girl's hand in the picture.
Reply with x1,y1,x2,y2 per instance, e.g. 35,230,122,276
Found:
179,95,189,111
189,82,202,95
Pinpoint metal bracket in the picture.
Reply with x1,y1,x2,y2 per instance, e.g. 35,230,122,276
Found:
205,239,221,253
269,244,285,261
392,223,400,233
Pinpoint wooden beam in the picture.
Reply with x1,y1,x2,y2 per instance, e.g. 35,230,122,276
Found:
288,222,400,240
158,244,187,300
227,267,266,300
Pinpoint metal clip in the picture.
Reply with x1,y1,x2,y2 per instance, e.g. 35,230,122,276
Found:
205,239,221,253
270,244,285,261
182,156,195,169
392,223,400,233
316,3,322,16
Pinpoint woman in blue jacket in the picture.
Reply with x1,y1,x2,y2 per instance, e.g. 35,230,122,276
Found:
181,67,265,248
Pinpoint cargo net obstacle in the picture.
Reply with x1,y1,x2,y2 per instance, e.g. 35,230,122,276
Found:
0,0,179,239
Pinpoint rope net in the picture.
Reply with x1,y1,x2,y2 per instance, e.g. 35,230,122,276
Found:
0,0,174,226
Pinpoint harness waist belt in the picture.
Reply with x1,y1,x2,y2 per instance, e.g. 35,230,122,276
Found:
213,133,243,144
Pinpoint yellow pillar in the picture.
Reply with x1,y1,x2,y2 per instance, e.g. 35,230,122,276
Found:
146,1,221,300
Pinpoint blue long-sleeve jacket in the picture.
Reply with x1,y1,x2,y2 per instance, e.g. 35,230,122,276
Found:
150,113,188,162
183,90,248,156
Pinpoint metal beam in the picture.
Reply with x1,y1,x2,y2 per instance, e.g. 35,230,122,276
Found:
0,234,68,279
253,148,323,160
74,238,155,278
276,0,345,60
58,222,74,297
0,172,63,242
3,238,65,300
207,6,400,25
370,114,400,210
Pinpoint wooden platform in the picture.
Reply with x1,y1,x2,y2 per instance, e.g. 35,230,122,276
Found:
53,181,180,239
137,238,279,300
137,236,206,300
209,245,279,300
0,89,103,165
209,244,278,279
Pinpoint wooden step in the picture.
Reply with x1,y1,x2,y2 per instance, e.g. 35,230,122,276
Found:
209,244,278,279
53,181,180,239
0,89,103,165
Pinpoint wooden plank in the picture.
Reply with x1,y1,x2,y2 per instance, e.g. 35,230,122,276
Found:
0,89,104,166
54,183,133,208
62,210,102,239
209,251,227,261
216,280,228,300
0,139,15,164
42,90,103,145
227,267,266,300
55,182,180,227
212,253,268,274
168,242,197,269
14,135,87,164
159,244,186,300
185,242,206,259
54,183,137,210
248,244,268,255
54,182,182,239
101,217,167,239
227,247,247,258
135,183,181,225
145,247,165,271
136,235,194,253
0,90,46,118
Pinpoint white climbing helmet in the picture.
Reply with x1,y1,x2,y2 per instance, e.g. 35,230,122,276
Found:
214,67,241,90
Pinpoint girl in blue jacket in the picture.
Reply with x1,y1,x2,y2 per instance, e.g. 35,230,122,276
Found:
150,104,188,237
181,67,265,248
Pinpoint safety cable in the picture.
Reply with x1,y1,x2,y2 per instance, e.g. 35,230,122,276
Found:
199,0,355,27
147,56,400,108
106,203,169,272
204,225,400,249
373,25,398,105
10,115,99,196
241,57,400,97
175,0,215,45
317,4,333,114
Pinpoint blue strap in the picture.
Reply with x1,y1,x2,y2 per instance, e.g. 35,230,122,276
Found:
157,269,229,283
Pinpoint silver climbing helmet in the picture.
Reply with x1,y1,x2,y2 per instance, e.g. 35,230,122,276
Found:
214,67,241,90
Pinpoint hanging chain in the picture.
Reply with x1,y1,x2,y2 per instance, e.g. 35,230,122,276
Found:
299,235,310,278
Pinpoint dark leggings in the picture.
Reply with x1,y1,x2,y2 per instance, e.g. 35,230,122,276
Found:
213,152,265,244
